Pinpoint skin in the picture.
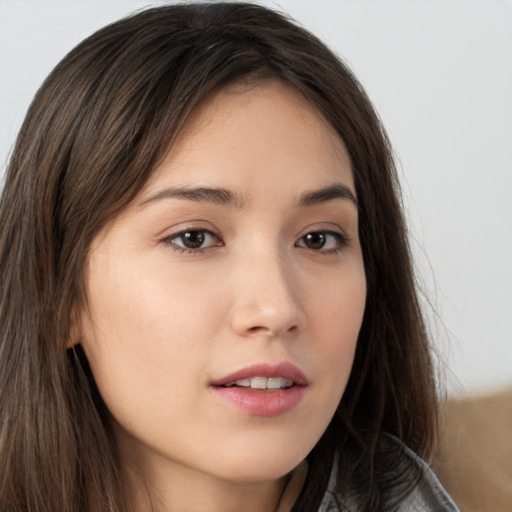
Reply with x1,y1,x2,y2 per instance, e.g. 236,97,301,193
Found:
78,79,367,512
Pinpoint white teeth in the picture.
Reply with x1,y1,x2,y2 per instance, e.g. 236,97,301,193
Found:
267,377,285,389
225,377,294,389
250,377,267,389
234,378,251,387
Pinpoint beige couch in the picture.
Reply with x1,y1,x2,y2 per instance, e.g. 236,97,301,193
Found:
432,388,512,512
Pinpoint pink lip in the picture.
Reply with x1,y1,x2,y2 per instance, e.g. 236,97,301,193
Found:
210,362,308,418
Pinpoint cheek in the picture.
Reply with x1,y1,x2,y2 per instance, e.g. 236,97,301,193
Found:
306,264,366,394
79,258,228,419
84,253,225,347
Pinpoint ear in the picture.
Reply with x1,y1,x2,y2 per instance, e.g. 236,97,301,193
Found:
66,307,81,348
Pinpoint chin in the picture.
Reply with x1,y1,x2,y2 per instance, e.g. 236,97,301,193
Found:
207,440,311,484
219,461,300,484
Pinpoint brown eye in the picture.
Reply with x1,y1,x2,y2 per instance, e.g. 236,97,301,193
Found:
296,231,348,252
303,232,327,250
165,229,221,252
180,230,206,249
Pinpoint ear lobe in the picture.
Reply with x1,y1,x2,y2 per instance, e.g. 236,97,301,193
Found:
66,329,80,348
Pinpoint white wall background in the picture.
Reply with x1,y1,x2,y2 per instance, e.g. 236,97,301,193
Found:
1,0,511,395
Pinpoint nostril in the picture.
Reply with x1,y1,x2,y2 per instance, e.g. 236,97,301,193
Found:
247,325,265,333
246,324,298,335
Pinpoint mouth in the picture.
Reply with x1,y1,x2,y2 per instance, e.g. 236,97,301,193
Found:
211,361,308,389
210,362,308,417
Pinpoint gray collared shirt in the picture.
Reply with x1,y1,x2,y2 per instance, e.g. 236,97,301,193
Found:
319,439,460,511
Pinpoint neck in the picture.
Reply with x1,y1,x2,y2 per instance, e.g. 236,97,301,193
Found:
121,453,291,512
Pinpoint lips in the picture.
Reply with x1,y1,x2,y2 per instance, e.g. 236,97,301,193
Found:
210,362,308,417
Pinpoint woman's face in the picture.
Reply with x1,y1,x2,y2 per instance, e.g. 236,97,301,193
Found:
79,80,366,485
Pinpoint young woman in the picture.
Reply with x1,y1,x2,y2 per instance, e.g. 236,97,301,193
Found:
0,3,459,511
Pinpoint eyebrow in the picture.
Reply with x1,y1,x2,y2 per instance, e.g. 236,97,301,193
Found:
140,186,247,209
298,184,359,209
140,183,358,209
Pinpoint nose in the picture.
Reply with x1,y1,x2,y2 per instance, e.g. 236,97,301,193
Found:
229,250,306,339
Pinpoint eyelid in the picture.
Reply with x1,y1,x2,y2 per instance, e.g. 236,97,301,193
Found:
155,219,218,239
296,223,349,240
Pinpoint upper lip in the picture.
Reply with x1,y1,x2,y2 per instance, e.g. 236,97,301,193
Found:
211,362,308,387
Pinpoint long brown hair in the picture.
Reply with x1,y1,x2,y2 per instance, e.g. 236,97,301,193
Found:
0,3,437,511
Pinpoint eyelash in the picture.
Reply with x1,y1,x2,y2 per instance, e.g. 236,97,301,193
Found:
296,230,350,254
160,228,350,255
160,229,222,255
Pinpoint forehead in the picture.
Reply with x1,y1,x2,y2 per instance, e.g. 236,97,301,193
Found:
142,79,354,202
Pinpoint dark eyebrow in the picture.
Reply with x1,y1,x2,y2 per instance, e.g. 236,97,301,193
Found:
139,186,247,209
140,183,358,210
298,184,359,209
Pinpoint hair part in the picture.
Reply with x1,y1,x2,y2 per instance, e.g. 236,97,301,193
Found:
0,3,438,511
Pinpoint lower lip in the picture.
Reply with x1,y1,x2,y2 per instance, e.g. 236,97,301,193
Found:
211,386,306,417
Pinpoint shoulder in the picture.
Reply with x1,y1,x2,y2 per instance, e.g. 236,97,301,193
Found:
318,434,460,512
